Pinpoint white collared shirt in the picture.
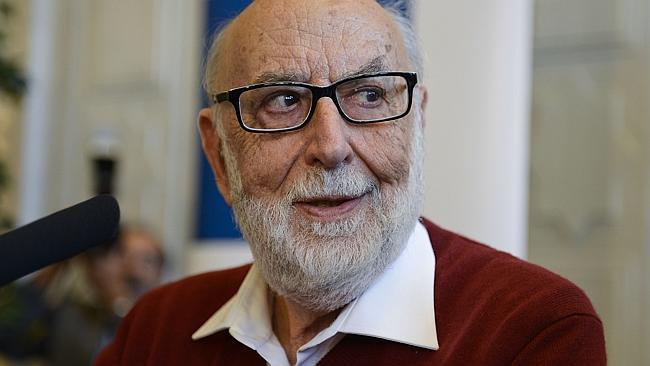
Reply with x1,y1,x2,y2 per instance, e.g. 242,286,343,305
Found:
192,221,439,366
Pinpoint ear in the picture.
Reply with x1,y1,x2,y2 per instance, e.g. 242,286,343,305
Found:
198,108,233,206
417,85,428,129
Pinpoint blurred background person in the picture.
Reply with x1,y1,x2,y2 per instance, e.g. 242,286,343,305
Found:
0,225,164,366
118,225,164,302
46,224,164,366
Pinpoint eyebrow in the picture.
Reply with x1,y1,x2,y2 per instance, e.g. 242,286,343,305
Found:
253,71,307,84
340,56,389,79
250,56,390,85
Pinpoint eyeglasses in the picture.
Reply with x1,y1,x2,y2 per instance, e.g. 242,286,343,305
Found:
212,71,418,133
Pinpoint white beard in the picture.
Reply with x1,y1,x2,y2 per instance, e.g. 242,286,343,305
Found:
225,122,424,312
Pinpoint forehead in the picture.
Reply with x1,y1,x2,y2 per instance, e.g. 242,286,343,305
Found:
122,231,157,248
218,0,409,88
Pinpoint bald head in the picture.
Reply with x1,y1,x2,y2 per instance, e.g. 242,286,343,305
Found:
203,0,421,96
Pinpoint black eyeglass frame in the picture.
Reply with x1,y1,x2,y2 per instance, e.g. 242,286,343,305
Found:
212,71,418,133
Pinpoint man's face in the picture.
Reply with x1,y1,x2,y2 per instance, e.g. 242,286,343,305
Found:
120,231,162,296
199,0,427,311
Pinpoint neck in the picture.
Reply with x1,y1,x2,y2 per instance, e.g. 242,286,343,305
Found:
272,294,342,365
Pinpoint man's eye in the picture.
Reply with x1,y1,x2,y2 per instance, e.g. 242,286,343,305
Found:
352,87,385,106
264,93,300,112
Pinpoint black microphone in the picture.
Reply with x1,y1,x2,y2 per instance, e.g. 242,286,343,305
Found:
0,195,120,286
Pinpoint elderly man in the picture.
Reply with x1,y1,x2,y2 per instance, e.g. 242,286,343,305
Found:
96,0,606,365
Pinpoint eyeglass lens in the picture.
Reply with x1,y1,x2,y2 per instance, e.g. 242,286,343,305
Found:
238,75,409,130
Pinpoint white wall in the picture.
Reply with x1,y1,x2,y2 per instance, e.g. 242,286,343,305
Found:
414,0,533,257
20,0,202,278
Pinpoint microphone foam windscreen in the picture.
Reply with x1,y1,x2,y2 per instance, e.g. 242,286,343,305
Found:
0,195,120,286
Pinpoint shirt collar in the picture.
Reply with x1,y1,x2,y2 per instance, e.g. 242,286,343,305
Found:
191,264,274,347
338,221,438,349
192,221,439,350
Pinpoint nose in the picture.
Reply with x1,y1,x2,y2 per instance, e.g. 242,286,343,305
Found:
303,98,354,168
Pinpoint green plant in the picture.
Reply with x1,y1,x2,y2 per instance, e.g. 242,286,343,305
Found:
0,1,26,99
0,0,26,230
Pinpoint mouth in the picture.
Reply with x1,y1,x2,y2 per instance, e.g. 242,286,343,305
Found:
293,193,368,220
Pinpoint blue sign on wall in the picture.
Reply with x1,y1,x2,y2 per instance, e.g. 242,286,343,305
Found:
195,0,252,240
195,0,410,240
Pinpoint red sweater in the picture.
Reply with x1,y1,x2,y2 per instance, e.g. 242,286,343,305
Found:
96,219,606,365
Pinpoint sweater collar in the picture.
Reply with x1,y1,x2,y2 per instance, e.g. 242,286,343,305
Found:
192,221,439,351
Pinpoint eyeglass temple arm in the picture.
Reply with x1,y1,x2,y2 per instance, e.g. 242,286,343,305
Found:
213,92,229,104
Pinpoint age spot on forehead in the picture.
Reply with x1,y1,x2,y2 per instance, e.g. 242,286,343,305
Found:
385,44,392,53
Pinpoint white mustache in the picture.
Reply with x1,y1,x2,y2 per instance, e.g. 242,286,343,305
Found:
286,166,378,203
